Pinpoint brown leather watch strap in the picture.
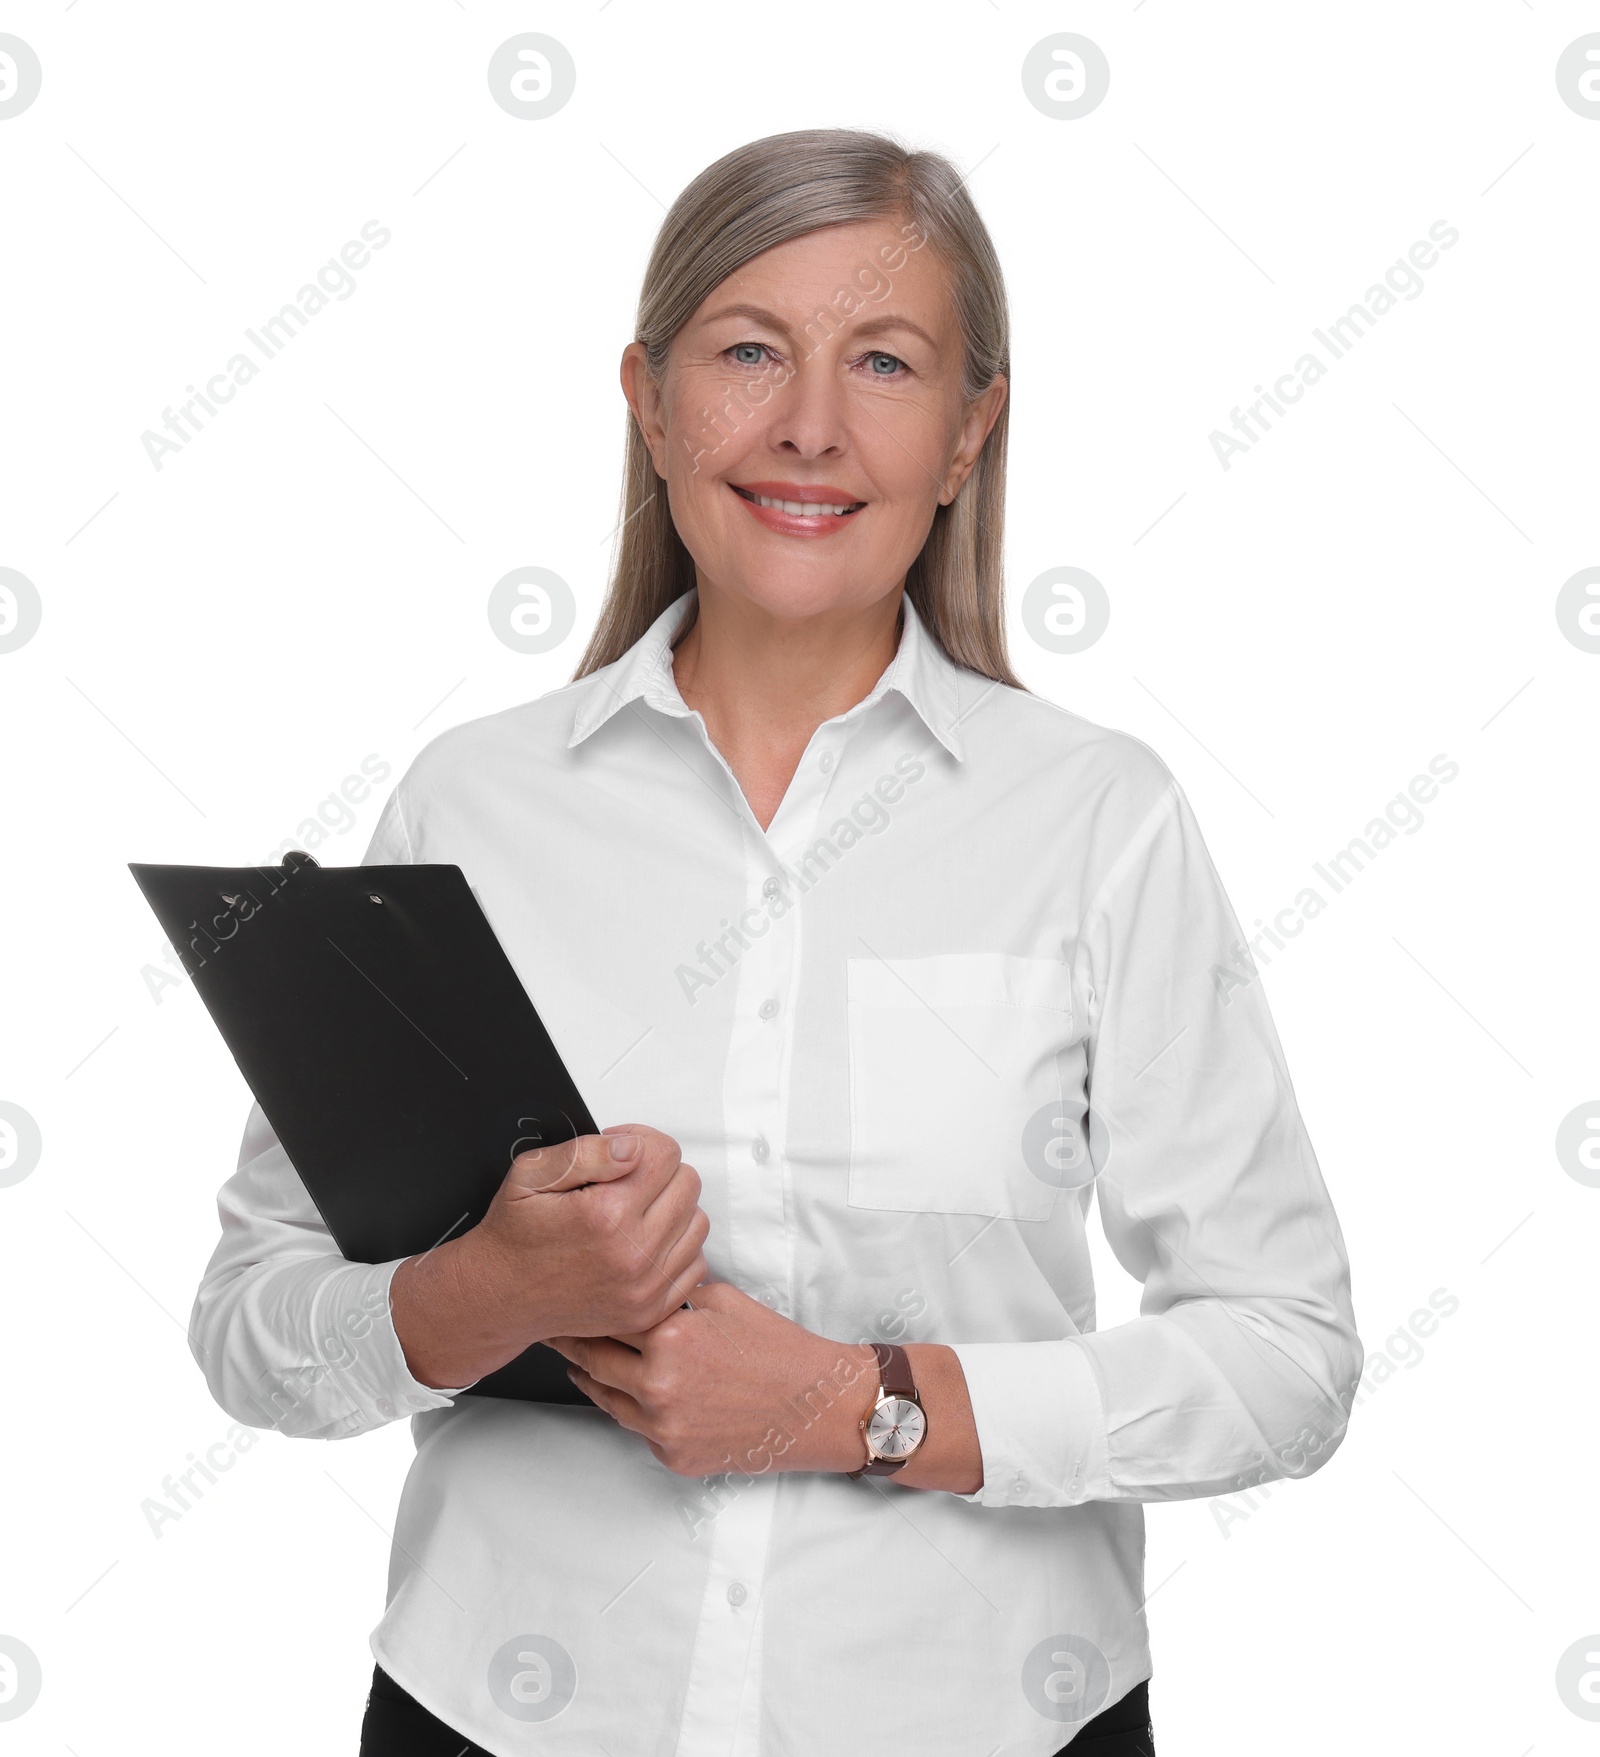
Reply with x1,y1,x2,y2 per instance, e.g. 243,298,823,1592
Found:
850,1342,921,1478
873,1341,914,1398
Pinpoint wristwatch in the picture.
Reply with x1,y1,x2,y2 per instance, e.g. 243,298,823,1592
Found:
848,1342,927,1478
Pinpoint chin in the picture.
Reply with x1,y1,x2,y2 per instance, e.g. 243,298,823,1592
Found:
703,565,901,626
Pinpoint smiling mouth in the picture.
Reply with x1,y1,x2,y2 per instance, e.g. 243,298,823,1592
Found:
730,485,867,517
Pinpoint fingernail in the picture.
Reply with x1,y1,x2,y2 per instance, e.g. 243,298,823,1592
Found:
609,1133,639,1162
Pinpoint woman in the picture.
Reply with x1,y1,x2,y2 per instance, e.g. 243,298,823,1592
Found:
191,128,1361,1756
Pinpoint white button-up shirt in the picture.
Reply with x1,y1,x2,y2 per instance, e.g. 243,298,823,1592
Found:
190,588,1361,1755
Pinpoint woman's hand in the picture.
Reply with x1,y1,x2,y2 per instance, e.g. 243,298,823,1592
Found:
547,1282,878,1478
391,1124,709,1392
547,1283,986,1493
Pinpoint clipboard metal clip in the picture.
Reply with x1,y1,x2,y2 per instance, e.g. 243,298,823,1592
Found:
221,850,319,907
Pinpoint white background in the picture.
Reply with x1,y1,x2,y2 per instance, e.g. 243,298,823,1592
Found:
1,2,1596,1752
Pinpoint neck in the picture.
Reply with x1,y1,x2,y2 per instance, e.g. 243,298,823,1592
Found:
671,580,904,831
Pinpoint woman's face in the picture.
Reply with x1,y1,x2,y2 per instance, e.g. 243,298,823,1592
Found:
622,217,1006,624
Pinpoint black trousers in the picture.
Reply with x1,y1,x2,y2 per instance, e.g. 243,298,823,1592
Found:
358,1662,1154,1755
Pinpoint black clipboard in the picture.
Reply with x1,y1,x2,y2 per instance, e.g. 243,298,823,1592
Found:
130,850,597,1405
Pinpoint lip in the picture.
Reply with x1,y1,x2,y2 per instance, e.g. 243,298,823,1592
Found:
732,480,865,504
726,479,867,539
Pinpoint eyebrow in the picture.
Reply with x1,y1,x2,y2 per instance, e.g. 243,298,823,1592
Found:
693,301,941,353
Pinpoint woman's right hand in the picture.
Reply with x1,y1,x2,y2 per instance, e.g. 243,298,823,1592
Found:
390,1124,709,1392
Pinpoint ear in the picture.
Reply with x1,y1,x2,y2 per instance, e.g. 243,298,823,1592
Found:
620,340,670,481
940,372,1008,505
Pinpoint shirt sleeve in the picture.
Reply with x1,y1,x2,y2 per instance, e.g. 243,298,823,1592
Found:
948,772,1363,1509
186,782,476,1438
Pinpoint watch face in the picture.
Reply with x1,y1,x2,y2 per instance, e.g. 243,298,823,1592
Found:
866,1396,926,1458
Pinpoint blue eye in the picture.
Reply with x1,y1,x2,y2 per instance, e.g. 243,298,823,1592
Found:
724,342,907,376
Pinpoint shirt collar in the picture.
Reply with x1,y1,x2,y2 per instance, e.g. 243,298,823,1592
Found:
566,588,986,762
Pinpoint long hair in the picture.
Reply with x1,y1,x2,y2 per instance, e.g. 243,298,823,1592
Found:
572,127,1018,687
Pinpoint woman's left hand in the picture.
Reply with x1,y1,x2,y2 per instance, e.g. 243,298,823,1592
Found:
545,1281,878,1479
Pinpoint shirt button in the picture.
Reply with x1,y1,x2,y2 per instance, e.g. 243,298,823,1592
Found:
758,997,779,1020
819,751,834,774
762,877,782,900
376,1397,395,1419
752,1135,770,1164
727,1582,748,1608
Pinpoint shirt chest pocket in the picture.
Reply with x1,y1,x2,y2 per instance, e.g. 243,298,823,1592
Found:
845,953,1074,1221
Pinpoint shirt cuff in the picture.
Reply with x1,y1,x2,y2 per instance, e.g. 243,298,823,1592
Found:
945,1337,1110,1508
314,1257,474,1427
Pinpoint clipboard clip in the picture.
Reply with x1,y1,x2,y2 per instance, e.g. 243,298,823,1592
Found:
278,850,383,906
218,851,320,909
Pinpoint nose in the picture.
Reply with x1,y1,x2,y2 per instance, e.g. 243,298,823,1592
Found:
767,349,850,461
